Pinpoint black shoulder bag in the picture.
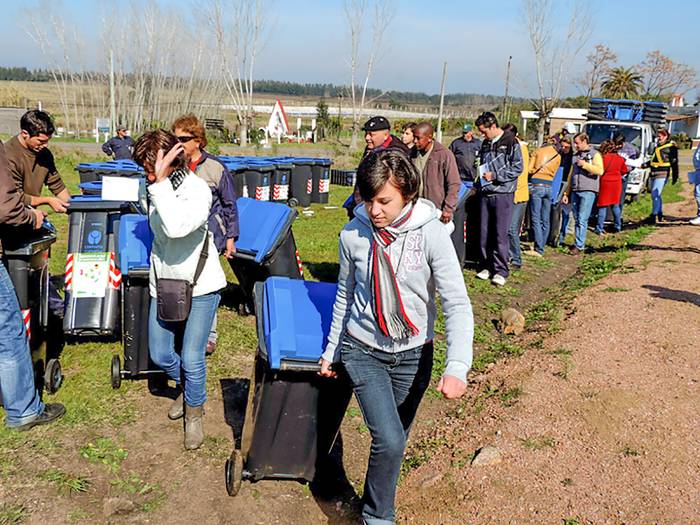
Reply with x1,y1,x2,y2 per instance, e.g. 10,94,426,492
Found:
154,230,209,322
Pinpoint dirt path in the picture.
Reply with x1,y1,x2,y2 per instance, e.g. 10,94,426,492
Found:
398,186,700,524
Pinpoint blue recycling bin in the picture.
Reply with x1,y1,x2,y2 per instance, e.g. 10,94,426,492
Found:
310,158,332,204
79,181,102,196
63,196,139,337
271,158,294,203
224,277,352,495
109,214,164,388
228,198,303,313
289,158,314,207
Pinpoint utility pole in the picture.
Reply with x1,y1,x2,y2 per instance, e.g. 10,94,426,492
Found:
502,55,512,124
109,49,116,136
436,61,447,143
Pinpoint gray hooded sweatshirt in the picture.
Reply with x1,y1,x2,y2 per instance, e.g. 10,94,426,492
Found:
322,198,474,382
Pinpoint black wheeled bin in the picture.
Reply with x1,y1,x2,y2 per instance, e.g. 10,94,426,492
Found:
228,198,303,314
224,277,352,496
245,161,273,201
109,214,166,388
63,196,137,337
311,158,332,204
3,224,63,395
76,163,100,183
271,159,293,203
79,181,102,196
450,182,471,267
222,159,249,199
289,158,314,208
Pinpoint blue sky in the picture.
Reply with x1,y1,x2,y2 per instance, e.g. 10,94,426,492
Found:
2,0,699,98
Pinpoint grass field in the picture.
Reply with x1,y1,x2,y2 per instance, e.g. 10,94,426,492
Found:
0,148,688,523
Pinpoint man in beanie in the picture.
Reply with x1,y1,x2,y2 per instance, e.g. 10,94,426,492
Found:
449,123,482,182
102,125,135,160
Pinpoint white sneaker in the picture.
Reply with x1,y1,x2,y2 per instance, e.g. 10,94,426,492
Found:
690,216,700,226
491,274,507,286
476,269,491,280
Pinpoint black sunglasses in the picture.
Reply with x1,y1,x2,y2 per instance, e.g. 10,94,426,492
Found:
177,135,196,143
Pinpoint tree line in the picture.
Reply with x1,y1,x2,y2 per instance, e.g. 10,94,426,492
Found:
0,67,52,82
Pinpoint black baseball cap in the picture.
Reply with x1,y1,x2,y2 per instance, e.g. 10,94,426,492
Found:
362,116,391,132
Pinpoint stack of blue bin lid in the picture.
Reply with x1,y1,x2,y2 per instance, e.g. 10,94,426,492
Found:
234,198,296,263
260,276,338,369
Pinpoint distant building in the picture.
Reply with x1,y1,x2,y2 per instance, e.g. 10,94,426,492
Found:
666,106,700,145
519,107,587,137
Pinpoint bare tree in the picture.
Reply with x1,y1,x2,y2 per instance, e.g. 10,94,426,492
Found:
524,0,591,144
577,44,617,100
344,0,393,149
638,51,697,100
206,0,265,146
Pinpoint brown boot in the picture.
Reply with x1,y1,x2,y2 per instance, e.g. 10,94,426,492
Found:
184,404,204,450
168,392,184,420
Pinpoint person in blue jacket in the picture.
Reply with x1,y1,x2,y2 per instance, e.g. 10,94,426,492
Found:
102,125,135,160
690,143,700,225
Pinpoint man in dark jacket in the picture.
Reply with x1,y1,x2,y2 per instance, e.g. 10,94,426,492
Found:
449,124,482,181
102,125,135,160
474,112,523,286
346,116,410,215
0,142,66,431
412,122,461,223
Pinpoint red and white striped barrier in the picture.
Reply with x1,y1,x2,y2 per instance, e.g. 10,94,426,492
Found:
255,185,270,201
295,249,304,277
64,254,74,291
272,184,289,201
21,309,30,338
463,220,467,243
306,178,312,195
108,252,122,289
319,179,330,194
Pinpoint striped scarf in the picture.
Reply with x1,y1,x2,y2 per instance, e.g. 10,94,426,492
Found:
370,203,419,340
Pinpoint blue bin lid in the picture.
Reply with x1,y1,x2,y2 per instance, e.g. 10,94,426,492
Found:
68,195,136,212
235,197,296,263
261,277,338,369
118,214,152,274
79,181,102,192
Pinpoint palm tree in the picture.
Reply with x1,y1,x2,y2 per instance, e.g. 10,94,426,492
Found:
600,67,643,99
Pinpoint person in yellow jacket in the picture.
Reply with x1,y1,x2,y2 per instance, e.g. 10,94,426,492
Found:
647,128,678,224
561,133,603,254
526,139,566,256
503,124,529,269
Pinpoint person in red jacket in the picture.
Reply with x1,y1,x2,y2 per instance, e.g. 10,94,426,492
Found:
595,139,628,234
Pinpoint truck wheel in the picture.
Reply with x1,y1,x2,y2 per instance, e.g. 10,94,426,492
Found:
225,449,244,496
45,359,63,394
111,355,122,389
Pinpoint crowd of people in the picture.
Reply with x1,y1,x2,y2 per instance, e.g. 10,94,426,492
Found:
0,106,692,525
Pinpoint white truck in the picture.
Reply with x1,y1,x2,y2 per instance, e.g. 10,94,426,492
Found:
581,120,655,200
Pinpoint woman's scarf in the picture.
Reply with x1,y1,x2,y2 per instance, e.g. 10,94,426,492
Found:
370,203,419,340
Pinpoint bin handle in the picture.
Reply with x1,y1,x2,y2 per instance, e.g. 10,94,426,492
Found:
279,360,322,372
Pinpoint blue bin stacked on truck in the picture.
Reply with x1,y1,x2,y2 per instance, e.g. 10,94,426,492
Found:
224,276,352,496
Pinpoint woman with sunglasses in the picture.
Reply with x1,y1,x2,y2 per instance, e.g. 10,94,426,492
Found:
133,129,227,450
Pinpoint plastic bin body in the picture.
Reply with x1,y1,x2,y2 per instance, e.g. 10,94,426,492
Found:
63,197,133,336
330,169,356,187
222,162,248,199
228,198,303,309
311,159,331,204
450,183,471,267
79,181,102,196
245,163,272,201
3,227,57,385
290,159,313,207
271,160,293,202
76,163,99,184
118,214,154,377
244,278,352,482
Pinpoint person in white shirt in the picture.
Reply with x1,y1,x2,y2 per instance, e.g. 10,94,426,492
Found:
133,130,226,450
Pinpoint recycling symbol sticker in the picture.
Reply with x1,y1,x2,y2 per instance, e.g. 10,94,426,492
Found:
87,230,102,245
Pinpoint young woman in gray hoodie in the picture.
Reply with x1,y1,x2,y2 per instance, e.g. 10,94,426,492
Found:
319,150,474,525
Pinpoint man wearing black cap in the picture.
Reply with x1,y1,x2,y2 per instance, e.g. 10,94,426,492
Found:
102,125,135,160
346,116,410,215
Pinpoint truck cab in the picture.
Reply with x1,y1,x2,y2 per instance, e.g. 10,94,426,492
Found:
582,120,655,199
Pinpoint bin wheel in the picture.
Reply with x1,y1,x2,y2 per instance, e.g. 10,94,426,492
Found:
287,197,299,208
111,355,122,390
45,359,63,395
225,449,243,496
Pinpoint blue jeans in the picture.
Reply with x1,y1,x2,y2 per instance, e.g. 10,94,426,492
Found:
619,175,628,209
651,176,666,216
341,336,433,525
209,310,218,344
528,185,552,254
0,263,43,428
149,292,220,407
559,201,572,244
695,183,700,216
596,205,621,233
508,201,527,267
572,191,596,250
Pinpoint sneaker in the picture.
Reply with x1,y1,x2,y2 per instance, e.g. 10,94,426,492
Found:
476,269,491,280
15,403,66,432
690,216,700,226
206,341,216,356
491,274,507,286
524,249,543,257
